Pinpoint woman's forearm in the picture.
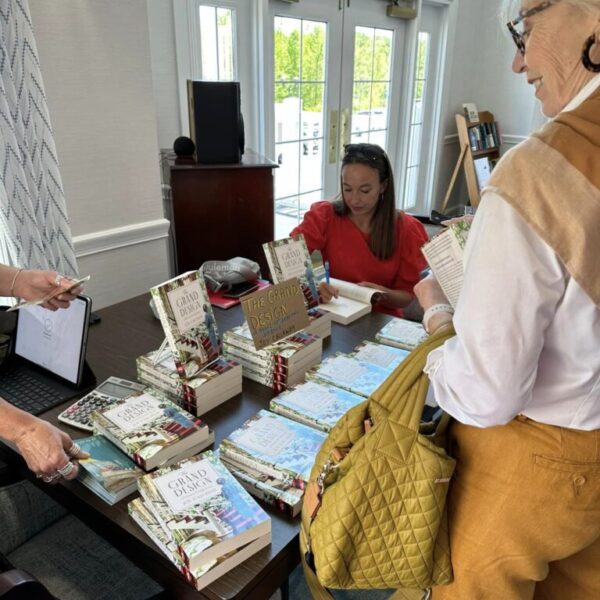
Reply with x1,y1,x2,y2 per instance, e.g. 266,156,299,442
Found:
0,264,22,297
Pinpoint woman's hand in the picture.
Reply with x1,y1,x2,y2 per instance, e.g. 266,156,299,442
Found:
12,413,88,482
414,276,448,311
318,281,339,303
358,281,387,304
13,270,83,310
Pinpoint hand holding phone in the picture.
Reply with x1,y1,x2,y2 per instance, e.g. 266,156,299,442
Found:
8,275,91,312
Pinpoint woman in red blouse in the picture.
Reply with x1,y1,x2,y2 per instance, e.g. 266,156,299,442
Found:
290,143,428,317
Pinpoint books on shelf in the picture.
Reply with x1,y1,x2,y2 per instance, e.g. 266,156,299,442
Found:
219,409,326,491
136,348,242,416
349,340,410,373
91,390,214,470
223,323,322,392
473,157,493,189
150,271,221,376
269,380,364,433
305,354,391,398
135,451,271,578
317,278,381,325
262,235,320,309
421,220,471,309
467,121,500,151
219,456,304,517
77,435,143,505
375,318,428,351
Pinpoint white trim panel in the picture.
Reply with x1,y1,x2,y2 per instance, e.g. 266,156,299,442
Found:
73,219,171,258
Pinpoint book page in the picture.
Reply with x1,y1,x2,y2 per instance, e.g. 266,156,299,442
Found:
329,278,379,304
421,224,469,309
320,295,370,319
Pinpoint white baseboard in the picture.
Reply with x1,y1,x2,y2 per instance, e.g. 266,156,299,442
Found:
73,218,171,258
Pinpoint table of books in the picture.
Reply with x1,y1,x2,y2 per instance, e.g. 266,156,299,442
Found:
0,294,393,600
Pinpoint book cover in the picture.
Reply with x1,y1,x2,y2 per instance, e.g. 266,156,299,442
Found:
220,456,304,517
219,410,326,490
262,235,319,309
421,220,471,309
77,435,143,505
350,340,409,373
150,271,221,374
473,157,492,189
269,380,364,432
92,390,213,470
375,318,428,351
137,451,271,572
306,354,391,398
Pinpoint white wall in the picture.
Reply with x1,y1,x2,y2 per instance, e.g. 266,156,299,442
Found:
29,0,170,309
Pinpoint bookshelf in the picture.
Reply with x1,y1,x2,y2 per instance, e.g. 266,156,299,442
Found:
454,110,501,207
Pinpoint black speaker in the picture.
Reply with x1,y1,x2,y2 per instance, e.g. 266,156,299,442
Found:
187,81,245,164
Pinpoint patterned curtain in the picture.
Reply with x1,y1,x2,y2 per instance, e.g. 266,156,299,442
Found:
0,0,77,277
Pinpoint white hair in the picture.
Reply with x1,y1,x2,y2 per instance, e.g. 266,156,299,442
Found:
501,0,600,21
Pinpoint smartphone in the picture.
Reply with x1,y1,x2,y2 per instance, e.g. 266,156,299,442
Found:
222,281,260,299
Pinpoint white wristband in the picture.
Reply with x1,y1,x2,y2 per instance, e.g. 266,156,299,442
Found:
423,303,454,334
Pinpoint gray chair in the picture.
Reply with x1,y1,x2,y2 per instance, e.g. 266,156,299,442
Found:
0,479,163,600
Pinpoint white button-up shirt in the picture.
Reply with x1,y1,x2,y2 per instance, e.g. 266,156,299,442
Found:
424,74,600,430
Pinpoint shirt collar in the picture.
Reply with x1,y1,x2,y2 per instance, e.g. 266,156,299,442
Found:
561,73,600,114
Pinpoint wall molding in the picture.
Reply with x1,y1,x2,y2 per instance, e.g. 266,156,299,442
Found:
73,218,171,258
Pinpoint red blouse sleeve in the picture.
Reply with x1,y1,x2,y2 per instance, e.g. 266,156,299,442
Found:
289,201,334,254
392,214,429,293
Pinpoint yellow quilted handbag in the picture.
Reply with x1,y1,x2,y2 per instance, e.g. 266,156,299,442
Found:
300,325,456,597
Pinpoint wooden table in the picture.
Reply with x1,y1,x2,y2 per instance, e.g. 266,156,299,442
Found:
0,295,391,599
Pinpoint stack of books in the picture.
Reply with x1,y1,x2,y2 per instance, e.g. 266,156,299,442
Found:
305,354,391,398
77,435,144,505
130,451,271,591
136,347,242,416
306,306,332,339
91,389,214,470
223,323,322,392
375,317,428,351
269,380,364,433
219,410,326,516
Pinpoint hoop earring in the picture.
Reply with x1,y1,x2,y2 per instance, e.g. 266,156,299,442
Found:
581,33,600,73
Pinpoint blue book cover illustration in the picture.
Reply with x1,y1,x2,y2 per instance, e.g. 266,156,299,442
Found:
269,380,364,432
350,340,409,373
219,410,326,489
306,354,391,397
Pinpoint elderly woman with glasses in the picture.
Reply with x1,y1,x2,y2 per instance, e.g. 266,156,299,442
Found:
414,1,600,598
290,143,428,317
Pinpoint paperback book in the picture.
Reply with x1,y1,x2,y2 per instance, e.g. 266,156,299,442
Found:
136,451,271,573
77,435,143,505
262,235,319,309
421,220,471,309
269,380,364,433
219,409,326,490
150,271,221,375
317,277,383,325
136,348,242,416
375,318,429,351
219,456,304,517
91,390,214,470
349,340,410,373
128,497,271,591
306,354,391,398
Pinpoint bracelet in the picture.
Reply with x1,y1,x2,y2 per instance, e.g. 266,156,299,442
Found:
423,303,454,334
9,268,24,297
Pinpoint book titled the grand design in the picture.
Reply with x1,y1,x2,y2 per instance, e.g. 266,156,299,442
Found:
150,271,221,374
92,390,214,470
137,451,271,573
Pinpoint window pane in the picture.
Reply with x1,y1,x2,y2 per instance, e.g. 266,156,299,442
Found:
216,8,234,80
353,27,374,81
199,5,235,81
301,21,326,82
274,84,301,143
199,6,218,80
274,17,301,82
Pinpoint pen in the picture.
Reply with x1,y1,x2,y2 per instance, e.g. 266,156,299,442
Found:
324,260,330,285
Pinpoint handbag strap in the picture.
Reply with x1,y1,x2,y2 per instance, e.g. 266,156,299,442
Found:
369,324,455,431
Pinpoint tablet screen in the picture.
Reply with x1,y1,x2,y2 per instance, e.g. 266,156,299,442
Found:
14,296,90,385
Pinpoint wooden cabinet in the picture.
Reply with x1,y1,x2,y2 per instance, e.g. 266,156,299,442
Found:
168,150,277,277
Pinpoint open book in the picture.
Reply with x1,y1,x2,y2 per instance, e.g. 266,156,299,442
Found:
420,220,471,309
318,278,381,325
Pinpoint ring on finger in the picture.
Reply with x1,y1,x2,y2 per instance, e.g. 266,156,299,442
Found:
54,274,63,286
66,442,81,457
57,461,75,477
42,473,60,483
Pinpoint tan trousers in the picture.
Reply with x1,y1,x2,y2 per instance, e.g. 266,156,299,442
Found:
432,417,600,600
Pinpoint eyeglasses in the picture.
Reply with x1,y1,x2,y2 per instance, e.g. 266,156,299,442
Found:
343,143,386,161
506,1,554,55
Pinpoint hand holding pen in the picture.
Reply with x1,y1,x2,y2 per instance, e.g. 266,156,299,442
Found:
317,260,339,303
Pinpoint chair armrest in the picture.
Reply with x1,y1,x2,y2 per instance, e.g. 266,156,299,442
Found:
0,569,55,599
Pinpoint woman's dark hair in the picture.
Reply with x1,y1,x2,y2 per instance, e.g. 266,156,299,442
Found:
332,143,398,260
